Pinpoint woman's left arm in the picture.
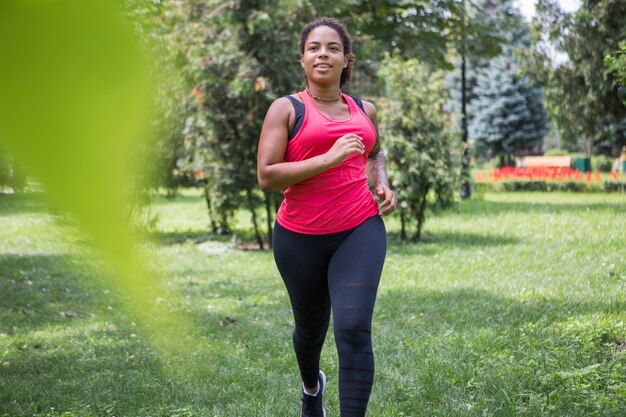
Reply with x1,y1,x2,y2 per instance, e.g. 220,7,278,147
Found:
362,100,397,217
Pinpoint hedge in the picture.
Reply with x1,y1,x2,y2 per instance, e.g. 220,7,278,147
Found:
475,181,626,193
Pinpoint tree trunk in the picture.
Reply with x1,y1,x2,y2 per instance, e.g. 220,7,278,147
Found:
246,187,264,250
203,181,218,234
219,213,231,235
412,187,430,242
400,210,407,241
264,192,274,249
274,192,281,214
460,52,471,199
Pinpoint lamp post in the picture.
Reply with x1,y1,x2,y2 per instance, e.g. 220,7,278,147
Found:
460,53,471,198
460,0,471,199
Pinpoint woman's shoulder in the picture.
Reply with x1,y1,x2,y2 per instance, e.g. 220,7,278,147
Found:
266,95,297,117
272,93,303,104
358,98,376,112
268,94,303,113
263,94,303,132
286,93,304,103
352,97,377,122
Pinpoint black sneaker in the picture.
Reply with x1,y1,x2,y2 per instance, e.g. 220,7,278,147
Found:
300,370,327,417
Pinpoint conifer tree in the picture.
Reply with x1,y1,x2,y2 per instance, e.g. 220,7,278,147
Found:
449,0,548,164
470,56,547,165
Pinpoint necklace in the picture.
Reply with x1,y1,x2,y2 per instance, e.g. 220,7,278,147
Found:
306,87,342,102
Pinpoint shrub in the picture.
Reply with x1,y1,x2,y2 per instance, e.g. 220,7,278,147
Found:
604,181,626,192
379,57,459,242
475,180,608,193
544,148,569,156
593,155,616,172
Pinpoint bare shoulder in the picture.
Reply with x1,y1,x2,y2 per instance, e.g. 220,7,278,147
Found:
360,99,378,124
266,96,294,118
288,93,303,103
263,95,298,132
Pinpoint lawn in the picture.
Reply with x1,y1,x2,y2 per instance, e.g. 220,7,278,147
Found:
1,190,625,416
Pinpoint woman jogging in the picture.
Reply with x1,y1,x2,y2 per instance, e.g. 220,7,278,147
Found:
257,17,396,417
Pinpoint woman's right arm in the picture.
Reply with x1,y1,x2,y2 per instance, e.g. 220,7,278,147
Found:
257,98,365,192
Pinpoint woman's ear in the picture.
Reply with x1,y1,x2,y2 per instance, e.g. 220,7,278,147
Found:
300,54,305,69
344,52,354,68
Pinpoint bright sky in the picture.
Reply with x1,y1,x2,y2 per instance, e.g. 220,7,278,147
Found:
515,0,581,64
516,0,581,19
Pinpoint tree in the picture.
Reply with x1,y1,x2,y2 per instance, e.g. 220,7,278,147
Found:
318,0,502,68
448,0,531,125
158,0,316,248
605,44,626,106
379,57,459,242
470,55,548,165
448,0,548,164
529,0,626,156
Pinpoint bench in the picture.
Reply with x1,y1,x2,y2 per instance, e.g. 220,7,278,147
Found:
517,156,571,168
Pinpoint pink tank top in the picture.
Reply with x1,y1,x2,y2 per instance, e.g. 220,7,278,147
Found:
276,91,380,234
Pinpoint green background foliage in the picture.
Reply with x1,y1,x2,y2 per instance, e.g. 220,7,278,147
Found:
529,0,626,156
379,57,459,241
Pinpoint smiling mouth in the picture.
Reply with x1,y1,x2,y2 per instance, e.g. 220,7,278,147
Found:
314,63,332,68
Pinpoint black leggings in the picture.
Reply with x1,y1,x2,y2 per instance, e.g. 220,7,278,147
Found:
273,215,387,417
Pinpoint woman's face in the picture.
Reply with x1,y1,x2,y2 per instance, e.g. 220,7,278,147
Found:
301,25,347,86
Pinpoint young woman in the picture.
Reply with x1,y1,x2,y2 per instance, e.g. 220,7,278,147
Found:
257,17,396,417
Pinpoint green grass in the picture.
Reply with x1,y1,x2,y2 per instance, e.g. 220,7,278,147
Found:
1,190,625,416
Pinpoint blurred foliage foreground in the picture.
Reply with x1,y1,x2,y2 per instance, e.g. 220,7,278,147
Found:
0,0,198,372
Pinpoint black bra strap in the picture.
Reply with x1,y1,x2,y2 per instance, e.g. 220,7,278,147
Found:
283,94,368,141
352,96,367,115
284,95,304,141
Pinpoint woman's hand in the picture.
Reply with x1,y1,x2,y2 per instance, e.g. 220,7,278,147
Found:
375,185,396,217
324,133,365,166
